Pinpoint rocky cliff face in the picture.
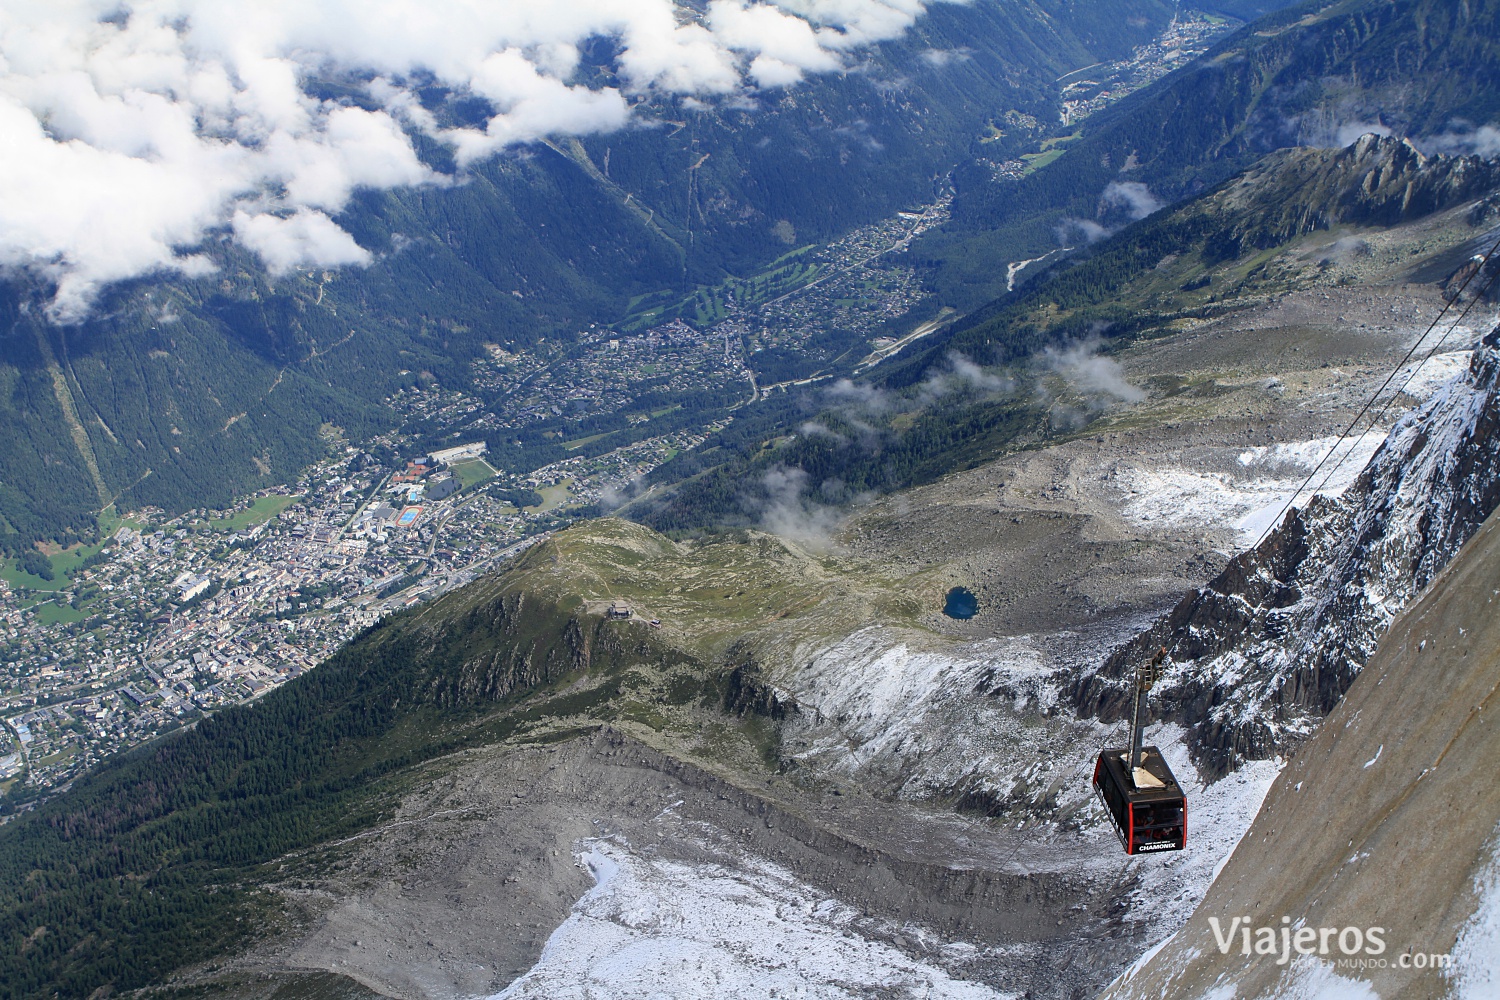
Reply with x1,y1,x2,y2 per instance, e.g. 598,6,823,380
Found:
1102,503,1500,1000
1144,132,1500,266
1217,134,1500,244
1073,330,1500,773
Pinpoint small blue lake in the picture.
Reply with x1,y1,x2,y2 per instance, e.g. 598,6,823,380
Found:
942,586,978,620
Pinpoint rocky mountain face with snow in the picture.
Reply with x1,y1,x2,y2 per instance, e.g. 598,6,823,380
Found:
1104,501,1500,1000
9,10,1500,991
1074,331,1500,775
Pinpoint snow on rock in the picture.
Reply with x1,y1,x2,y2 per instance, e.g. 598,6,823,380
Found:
1115,345,1480,548
1077,335,1500,774
780,625,1119,821
773,626,1279,870
1396,348,1473,401
1263,957,1382,1000
1118,434,1386,548
493,833,1014,1000
1448,824,1500,1000
775,630,1283,961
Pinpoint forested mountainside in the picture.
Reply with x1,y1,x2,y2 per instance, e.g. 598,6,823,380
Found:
925,0,1500,308
628,136,1500,533
9,325,1499,999
0,0,1184,558
894,135,1500,383
0,560,695,997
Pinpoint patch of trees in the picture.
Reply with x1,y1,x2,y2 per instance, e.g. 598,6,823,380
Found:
16,548,53,581
493,488,544,510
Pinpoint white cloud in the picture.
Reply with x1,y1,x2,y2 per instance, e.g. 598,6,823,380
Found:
1100,180,1161,221
0,0,960,320
446,48,633,165
710,2,843,84
1044,339,1143,403
1056,217,1109,245
754,465,846,552
825,376,892,413
771,0,937,48
920,46,971,66
1419,124,1500,160
920,351,1011,401
231,209,371,275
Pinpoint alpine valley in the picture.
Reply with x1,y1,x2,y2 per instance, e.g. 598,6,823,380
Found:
1,1,1499,999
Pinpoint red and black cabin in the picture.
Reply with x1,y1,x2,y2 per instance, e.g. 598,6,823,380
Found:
1092,745,1186,854
1091,647,1188,854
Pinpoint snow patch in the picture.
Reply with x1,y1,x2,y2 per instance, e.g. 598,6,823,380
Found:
785,629,1284,958
1397,350,1472,401
1263,956,1379,999
783,627,1106,812
1447,823,1500,999
1117,435,1386,548
493,836,1013,999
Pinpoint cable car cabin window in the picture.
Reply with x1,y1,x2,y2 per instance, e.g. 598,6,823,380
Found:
1131,801,1185,852
1092,746,1187,855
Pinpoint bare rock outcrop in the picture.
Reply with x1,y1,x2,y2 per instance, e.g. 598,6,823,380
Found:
1074,333,1500,774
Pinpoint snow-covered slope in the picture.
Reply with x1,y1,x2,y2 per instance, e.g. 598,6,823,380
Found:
1073,332,1500,774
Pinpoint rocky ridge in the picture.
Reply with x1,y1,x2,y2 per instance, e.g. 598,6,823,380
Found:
1211,134,1500,247
1103,501,1500,999
1074,329,1500,773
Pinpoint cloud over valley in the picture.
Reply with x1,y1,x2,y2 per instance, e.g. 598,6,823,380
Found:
0,0,958,320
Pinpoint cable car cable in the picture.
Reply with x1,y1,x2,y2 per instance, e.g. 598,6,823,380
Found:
1085,237,1500,854
1251,232,1500,548
1300,258,1500,504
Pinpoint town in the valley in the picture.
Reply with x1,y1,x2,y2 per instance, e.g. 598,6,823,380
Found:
0,197,949,801
0,419,738,796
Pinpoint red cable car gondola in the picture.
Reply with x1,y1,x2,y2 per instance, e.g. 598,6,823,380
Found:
1092,647,1187,854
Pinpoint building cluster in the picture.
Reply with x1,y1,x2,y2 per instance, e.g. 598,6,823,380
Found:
0,443,549,797
731,196,948,359
0,193,953,800
468,324,751,433
1058,11,1230,126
